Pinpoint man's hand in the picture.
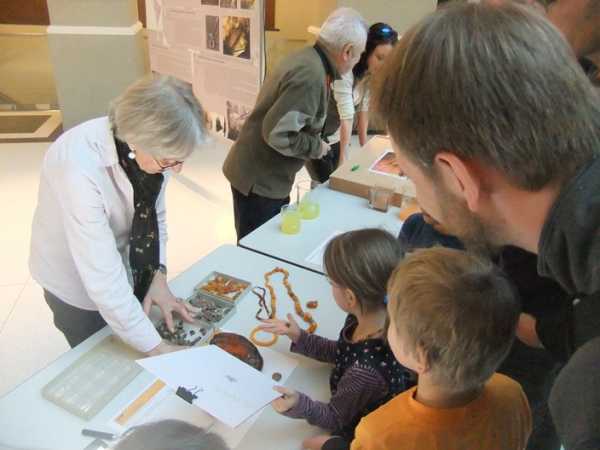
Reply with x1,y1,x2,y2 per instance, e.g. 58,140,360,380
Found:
142,271,195,333
258,314,302,343
271,386,300,413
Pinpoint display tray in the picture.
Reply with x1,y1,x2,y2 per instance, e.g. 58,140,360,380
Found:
188,291,236,328
41,335,143,420
156,318,215,347
194,271,252,304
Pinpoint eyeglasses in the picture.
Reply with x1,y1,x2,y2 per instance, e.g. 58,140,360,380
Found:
154,157,184,170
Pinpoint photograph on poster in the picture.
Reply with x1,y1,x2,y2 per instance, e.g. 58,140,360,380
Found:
220,0,237,7
223,17,251,60
202,0,219,5
369,150,406,178
241,0,256,8
206,16,220,51
226,101,252,141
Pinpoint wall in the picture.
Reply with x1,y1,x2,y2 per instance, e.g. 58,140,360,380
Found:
265,0,335,74
47,0,148,129
275,0,336,40
337,0,436,33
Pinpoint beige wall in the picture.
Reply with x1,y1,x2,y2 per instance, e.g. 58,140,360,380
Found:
266,0,336,75
337,0,436,33
47,0,148,129
275,0,336,41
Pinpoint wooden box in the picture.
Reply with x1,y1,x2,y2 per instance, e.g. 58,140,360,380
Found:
329,136,416,208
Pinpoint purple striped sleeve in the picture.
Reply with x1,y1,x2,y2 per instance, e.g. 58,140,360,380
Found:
290,330,338,364
282,366,388,432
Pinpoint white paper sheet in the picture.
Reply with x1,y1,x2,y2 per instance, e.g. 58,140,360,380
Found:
136,346,280,428
208,345,299,449
305,230,343,270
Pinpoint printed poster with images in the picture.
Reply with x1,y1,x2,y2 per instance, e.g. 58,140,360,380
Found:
146,0,263,141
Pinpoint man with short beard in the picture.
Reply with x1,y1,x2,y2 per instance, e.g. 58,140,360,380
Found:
372,3,600,449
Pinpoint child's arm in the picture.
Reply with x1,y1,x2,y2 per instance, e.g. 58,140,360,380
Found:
259,314,337,363
274,366,388,432
290,330,337,363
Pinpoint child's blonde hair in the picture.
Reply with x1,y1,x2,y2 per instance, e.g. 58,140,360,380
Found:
387,247,520,390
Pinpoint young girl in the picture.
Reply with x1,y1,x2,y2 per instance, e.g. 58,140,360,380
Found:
259,229,412,450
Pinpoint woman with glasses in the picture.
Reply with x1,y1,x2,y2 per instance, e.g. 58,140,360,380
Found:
306,22,398,183
29,75,208,355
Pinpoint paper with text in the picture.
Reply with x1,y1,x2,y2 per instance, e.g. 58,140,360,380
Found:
137,345,280,428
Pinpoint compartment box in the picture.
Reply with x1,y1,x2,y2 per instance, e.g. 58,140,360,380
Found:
194,271,252,304
187,291,237,328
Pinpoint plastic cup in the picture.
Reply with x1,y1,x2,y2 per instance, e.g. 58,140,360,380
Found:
296,180,320,220
280,204,301,234
368,186,394,212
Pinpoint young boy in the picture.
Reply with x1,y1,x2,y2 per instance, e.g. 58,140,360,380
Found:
400,212,569,450
351,247,532,450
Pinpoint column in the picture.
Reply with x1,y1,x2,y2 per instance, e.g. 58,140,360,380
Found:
47,0,149,130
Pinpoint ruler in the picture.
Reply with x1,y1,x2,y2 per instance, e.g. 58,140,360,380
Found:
115,379,166,426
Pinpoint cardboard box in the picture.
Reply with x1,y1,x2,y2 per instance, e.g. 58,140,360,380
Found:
329,136,416,207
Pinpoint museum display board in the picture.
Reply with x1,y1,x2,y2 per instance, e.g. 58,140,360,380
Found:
146,0,264,140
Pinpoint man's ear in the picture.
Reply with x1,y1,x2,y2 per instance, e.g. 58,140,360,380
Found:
342,43,354,61
434,151,482,213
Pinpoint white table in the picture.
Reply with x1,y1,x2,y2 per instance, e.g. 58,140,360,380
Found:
0,245,345,450
239,184,404,274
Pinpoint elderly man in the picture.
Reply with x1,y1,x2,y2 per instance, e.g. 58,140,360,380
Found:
372,3,600,450
223,8,367,240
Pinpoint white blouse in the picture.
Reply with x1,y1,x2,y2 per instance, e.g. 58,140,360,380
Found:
29,117,166,352
333,71,371,122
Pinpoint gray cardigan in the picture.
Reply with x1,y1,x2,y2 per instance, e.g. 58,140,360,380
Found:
223,43,338,199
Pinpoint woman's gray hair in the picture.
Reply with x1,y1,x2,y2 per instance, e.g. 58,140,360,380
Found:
318,7,368,57
109,75,208,161
113,420,229,450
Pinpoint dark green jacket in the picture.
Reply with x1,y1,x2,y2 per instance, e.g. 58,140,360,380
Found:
223,43,338,199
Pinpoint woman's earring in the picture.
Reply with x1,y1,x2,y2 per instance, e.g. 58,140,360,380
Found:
128,151,136,160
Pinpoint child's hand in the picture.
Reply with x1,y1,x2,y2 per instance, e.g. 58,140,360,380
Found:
258,313,302,343
271,386,299,413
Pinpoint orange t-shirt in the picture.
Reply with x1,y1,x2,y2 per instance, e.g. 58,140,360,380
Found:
351,373,532,450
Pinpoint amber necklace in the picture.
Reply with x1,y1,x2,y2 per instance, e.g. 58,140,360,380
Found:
250,268,318,347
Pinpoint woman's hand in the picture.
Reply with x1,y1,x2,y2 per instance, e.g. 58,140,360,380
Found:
146,340,184,356
258,313,302,343
271,386,299,413
143,271,195,332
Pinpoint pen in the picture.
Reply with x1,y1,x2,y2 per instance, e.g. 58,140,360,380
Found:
82,429,119,441
351,164,360,172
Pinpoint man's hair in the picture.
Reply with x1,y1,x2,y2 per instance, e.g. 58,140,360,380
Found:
318,7,368,57
109,75,208,161
323,228,405,313
114,420,229,450
372,2,600,190
387,247,520,391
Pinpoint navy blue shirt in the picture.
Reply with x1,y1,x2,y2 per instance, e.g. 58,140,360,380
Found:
399,213,463,250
